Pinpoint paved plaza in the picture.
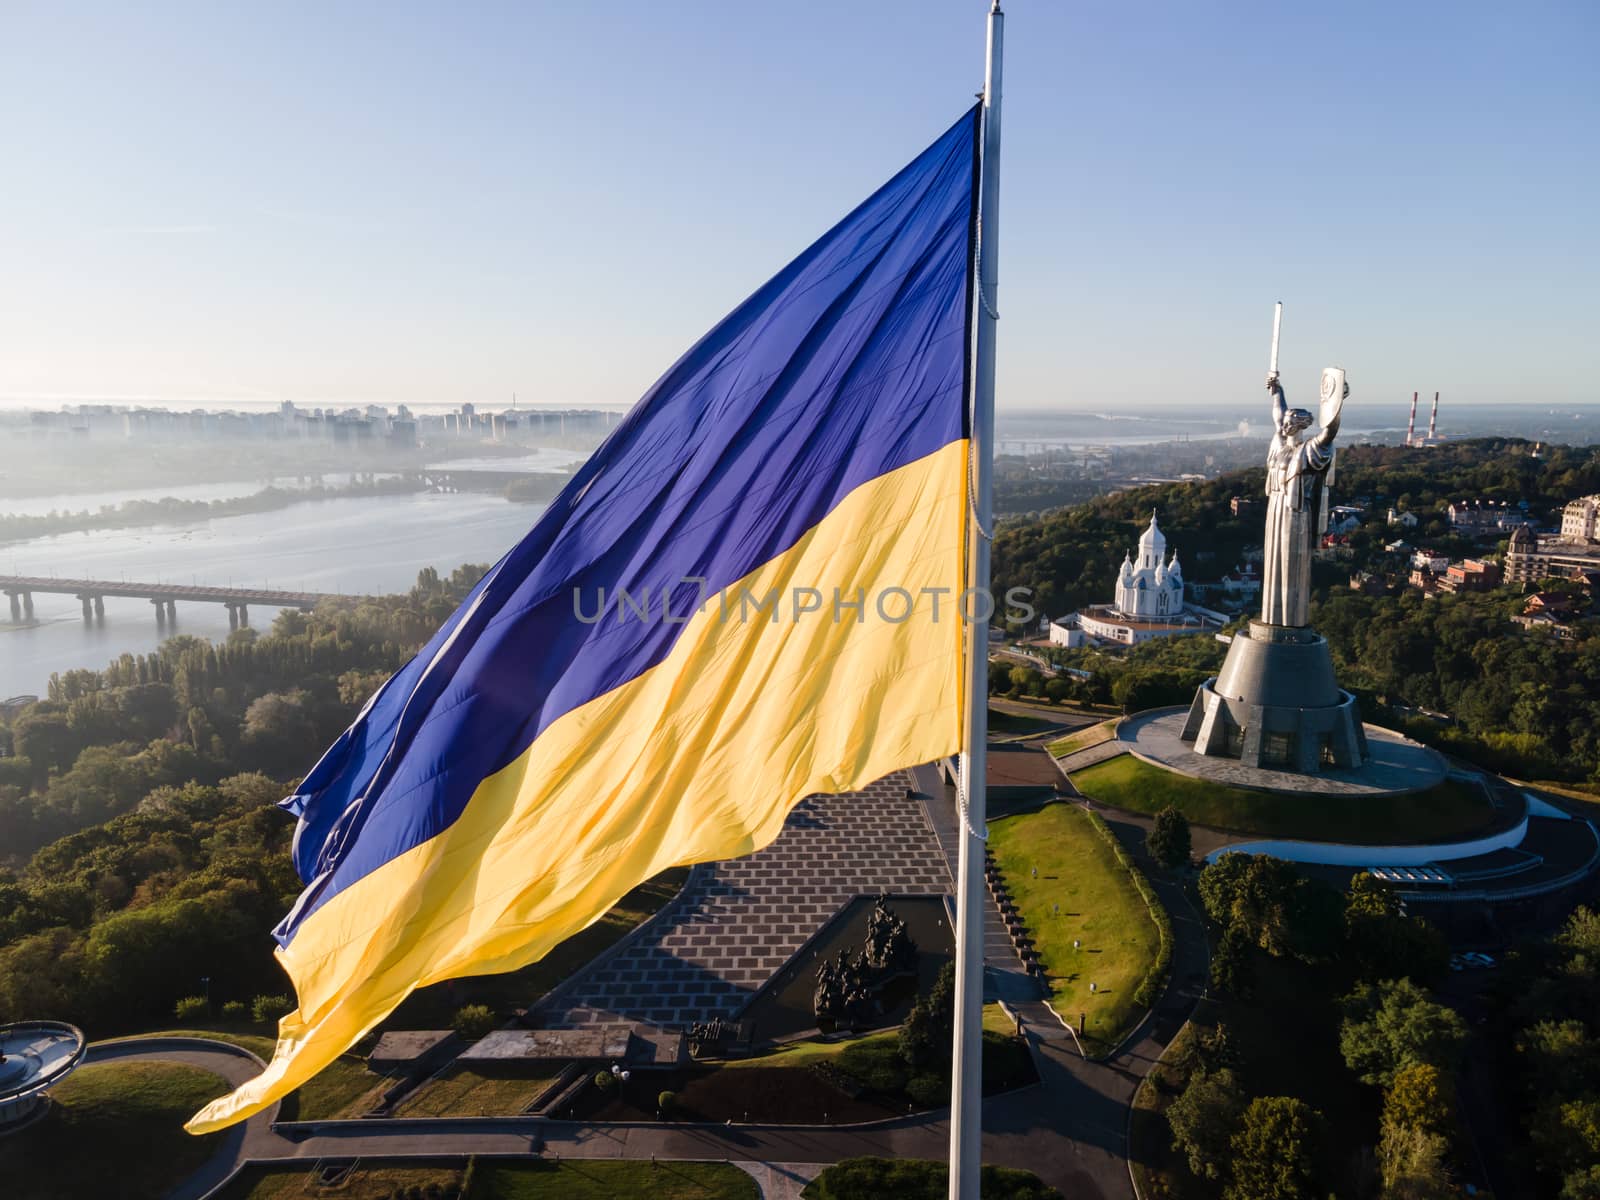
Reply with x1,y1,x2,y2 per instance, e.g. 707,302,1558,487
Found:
537,773,954,1030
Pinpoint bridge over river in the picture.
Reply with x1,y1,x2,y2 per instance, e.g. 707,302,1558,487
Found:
1,575,354,628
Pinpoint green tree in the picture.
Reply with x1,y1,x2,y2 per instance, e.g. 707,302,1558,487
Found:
1558,906,1600,957
1561,1165,1600,1200
1347,906,1450,986
1383,1062,1453,1138
1210,924,1255,997
1377,1119,1453,1200
1199,854,1349,961
12,708,78,779
240,690,316,767
451,1003,497,1040
899,962,956,1072
1347,872,1402,919
988,660,1014,695
1224,1096,1322,1200
1533,1098,1600,1185
1516,1019,1600,1098
1008,667,1043,696
1167,1067,1244,1181
1146,806,1191,870
1339,979,1468,1087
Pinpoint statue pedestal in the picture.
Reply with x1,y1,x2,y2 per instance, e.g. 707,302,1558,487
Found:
1181,621,1368,773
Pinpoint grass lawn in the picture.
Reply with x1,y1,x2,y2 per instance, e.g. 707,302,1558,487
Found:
121,1029,384,1119
988,704,1063,736
395,1065,556,1117
721,1004,1018,1072
222,1160,758,1200
988,803,1162,1055
1071,754,1496,843
472,1161,758,1199
1521,778,1600,815
719,1026,900,1070
723,1004,1030,1100
107,1027,277,1057
218,1161,464,1200
1047,720,1115,758
0,1060,229,1200
386,866,690,1028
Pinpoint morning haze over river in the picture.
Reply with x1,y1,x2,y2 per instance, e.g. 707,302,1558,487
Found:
2,401,1593,699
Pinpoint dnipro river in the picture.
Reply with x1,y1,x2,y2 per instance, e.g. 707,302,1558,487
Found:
4,401,1592,698
0,450,587,698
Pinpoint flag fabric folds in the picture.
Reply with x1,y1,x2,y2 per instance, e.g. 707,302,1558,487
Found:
188,105,981,1133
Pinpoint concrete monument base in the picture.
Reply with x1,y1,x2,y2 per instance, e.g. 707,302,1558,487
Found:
1181,621,1368,773
1126,708,1447,798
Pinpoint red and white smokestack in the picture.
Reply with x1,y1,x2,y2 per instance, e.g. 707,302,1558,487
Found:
1428,391,1438,440
1407,391,1418,446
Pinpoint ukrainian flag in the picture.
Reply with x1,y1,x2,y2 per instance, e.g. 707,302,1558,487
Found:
189,106,981,1132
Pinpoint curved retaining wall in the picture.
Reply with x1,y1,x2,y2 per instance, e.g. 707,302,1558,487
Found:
1204,816,1529,867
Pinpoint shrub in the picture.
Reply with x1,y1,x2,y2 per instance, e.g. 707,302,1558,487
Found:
807,1157,1058,1199
1146,806,1192,869
657,1089,677,1115
906,1074,948,1109
840,1037,908,1094
1085,811,1171,1008
450,1003,496,1040
250,993,293,1023
173,994,209,1022
593,1070,616,1092
220,1000,248,1021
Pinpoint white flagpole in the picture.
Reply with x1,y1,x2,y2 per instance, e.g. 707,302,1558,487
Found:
950,4,1002,1199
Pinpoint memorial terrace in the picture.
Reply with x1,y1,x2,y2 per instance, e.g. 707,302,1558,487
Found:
1076,602,1225,645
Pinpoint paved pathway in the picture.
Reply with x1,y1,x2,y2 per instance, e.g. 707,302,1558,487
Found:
734,1161,823,1199
1055,738,1129,774
909,762,1040,1007
538,775,952,1030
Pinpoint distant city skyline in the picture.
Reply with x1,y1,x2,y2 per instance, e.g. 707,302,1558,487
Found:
2,1,1596,415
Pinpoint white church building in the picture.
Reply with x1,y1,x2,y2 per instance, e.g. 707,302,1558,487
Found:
1050,512,1225,647
1114,512,1185,618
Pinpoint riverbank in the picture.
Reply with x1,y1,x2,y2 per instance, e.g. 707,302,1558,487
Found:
0,488,551,697
0,477,423,545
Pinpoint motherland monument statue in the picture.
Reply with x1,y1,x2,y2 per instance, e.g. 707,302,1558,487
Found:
1179,303,1368,773
1261,361,1347,628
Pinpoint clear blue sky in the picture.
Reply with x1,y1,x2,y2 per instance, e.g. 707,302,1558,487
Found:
1,0,1595,414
